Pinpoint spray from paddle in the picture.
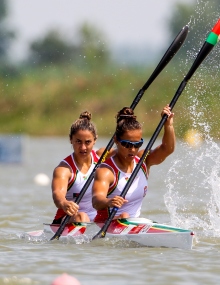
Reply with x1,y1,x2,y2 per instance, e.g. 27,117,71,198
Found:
165,17,220,233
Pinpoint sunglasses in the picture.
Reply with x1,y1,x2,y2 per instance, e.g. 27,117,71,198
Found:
117,137,144,149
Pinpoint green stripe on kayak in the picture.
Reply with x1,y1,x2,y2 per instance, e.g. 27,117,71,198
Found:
152,224,191,232
118,218,154,226
118,219,191,232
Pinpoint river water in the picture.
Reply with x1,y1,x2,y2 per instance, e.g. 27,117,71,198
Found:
1,136,220,285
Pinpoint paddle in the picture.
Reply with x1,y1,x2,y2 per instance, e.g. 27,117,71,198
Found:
92,18,220,240
50,24,188,241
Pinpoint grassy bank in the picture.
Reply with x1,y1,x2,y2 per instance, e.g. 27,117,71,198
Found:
0,64,219,139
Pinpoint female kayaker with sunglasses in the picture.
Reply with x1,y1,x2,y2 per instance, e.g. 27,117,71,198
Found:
92,104,175,222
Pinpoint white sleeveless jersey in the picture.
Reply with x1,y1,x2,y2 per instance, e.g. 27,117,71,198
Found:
63,150,99,221
97,156,148,219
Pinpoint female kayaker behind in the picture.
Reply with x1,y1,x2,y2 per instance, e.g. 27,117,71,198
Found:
51,111,114,224
92,104,175,222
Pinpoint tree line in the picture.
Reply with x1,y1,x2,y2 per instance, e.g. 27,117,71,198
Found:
0,0,220,73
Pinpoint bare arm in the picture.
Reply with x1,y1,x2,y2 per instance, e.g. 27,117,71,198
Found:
92,166,127,210
52,162,79,216
138,104,175,171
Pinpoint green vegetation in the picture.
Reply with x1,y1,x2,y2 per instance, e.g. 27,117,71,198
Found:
0,0,219,140
0,63,219,139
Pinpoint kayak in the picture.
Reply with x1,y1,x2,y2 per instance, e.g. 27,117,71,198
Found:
25,217,195,250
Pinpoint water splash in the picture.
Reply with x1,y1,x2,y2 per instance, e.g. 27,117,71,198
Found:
18,231,48,244
164,0,220,239
164,139,220,236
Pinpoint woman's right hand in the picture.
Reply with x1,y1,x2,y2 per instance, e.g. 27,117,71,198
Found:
107,196,128,208
61,200,79,216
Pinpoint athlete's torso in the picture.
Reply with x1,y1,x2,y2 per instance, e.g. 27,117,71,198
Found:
94,156,148,222
63,150,99,220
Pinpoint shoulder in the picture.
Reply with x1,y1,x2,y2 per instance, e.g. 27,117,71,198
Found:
53,160,71,176
63,153,74,164
95,147,116,160
95,163,115,180
95,147,104,157
91,149,100,161
97,162,114,173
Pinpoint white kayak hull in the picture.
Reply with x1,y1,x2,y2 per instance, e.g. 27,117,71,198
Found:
26,217,195,250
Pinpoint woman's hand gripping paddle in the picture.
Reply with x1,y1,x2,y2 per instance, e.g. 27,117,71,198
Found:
50,25,188,241
92,19,220,240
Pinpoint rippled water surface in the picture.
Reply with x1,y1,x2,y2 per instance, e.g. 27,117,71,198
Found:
1,137,220,285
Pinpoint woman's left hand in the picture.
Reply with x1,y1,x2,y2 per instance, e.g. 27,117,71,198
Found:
161,104,174,126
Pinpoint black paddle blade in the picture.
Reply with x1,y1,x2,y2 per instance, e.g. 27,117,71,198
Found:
92,208,118,240
142,25,189,90
130,25,188,110
92,229,106,240
50,215,71,241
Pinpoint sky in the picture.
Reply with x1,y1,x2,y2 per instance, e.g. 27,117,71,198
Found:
7,0,193,62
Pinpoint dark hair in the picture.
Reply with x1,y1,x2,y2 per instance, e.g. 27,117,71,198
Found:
115,107,142,137
69,111,97,140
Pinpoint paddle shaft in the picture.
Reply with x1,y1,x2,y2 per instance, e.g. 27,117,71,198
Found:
93,19,220,240
50,25,188,241
76,24,189,204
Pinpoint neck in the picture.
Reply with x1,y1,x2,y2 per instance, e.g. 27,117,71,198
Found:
73,152,92,173
113,153,134,173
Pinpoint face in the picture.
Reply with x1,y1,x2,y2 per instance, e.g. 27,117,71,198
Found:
70,129,96,158
115,129,143,161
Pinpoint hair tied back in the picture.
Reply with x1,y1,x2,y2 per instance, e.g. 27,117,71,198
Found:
79,111,92,121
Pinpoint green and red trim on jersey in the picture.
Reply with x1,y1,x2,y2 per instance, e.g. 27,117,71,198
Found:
94,156,147,223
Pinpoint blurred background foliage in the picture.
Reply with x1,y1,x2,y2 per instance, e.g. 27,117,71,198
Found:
0,0,219,139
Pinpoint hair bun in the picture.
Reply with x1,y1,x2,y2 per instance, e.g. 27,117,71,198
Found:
79,111,92,121
116,107,136,122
